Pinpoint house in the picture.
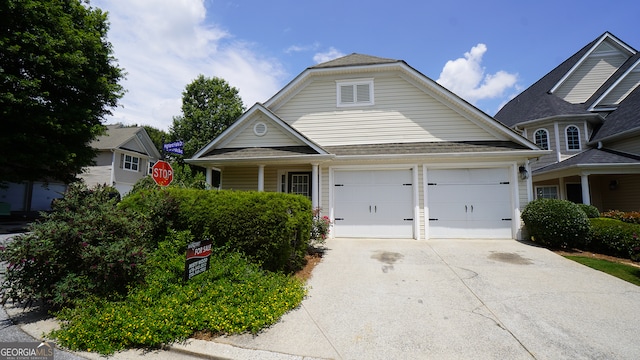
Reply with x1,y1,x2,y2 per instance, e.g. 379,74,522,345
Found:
495,32,640,212
78,124,161,195
187,54,546,239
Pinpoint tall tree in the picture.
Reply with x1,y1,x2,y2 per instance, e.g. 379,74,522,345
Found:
0,0,125,184
170,75,245,158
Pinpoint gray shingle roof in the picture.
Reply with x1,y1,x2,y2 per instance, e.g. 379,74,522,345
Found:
533,148,640,174
91,124,141,150
310,53,400,69
494,36,599,126
590,83,640,142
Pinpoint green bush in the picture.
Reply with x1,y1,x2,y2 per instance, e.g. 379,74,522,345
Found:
50,230,306,355
589,218,640,261
119,187,180,242
521,198,590,249
0,183,150,308
123,188,312,272
601,210,640,224
577,204,600,218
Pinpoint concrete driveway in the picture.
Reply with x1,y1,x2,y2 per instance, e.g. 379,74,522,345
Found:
216,238,640,360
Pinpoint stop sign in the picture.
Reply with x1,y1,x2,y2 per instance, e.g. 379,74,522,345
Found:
151,160,173,186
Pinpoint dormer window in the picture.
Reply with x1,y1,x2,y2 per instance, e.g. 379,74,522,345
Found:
565,125,581,151
534,129,550,150
337,79,374,107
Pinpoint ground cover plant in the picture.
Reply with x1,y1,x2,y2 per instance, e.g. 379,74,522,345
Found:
50,230,306,355
564,256,640,286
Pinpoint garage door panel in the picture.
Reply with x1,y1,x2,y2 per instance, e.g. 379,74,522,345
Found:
427,168,513,239
334,170,414,238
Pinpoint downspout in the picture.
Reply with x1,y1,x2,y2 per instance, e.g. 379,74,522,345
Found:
110,150,116,187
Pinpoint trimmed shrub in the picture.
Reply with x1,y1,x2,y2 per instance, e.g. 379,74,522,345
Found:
589,218,640,261
0,183,150,308
601,210,640,224
122,188,312,272
521,198,590,248
577,204,600,218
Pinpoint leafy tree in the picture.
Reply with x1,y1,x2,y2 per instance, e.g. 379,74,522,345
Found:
169,75,245,158
0,0,125,184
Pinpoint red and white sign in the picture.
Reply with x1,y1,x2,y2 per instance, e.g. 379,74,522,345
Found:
151,160,173,186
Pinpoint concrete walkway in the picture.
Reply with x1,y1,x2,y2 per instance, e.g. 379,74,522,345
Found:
209,238,640,359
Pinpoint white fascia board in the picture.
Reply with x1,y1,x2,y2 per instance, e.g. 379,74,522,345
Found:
396,65,540,151
550,33,635,95
190,103,328,159
588,58,640,111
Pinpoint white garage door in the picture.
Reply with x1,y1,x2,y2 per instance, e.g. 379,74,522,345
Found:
427,168,512,239
333,169,414,238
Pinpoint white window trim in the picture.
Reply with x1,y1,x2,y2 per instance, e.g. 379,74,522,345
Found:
122,153,141,172
533,128,550,150
336,78,374,107
564,125,582,151
535,185,559,199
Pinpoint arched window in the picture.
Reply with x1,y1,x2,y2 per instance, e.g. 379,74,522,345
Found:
565,125,581,150
534,129,549,150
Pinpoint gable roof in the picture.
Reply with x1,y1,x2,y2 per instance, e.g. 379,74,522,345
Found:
590,85,640,143
310,53,400,69
495,32,638,127
92,124,161,158
191,103,330,161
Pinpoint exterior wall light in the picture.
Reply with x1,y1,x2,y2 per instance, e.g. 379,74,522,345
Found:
519,166,529,180
609,180,619,190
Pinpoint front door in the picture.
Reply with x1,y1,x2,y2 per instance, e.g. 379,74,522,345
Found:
566,183,583,204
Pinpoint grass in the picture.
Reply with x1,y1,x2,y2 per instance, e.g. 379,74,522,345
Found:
564,256,640,286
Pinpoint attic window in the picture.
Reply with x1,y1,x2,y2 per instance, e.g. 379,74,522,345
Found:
337,79,374,107
253,122,268,136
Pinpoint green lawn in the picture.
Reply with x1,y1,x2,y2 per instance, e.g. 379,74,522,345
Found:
564,256,640,286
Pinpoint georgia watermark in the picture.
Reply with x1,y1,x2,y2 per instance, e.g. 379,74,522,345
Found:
0,342,54,360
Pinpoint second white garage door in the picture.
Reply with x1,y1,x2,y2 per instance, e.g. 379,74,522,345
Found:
333,169,414,238
427,168,513,239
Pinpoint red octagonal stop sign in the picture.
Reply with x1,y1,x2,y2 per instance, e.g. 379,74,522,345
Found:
151,160,173,186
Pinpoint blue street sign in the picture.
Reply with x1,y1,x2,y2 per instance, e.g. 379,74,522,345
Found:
166,147,184,155
163,140,183,149
163,140,184,155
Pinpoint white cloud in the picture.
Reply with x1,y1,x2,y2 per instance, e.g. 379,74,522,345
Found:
436,44,517,104
93,0,285,131
313,47,345,64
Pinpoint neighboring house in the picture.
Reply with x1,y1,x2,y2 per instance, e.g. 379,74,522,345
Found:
495,32,640,212
187,54,546,240
79,124,161,195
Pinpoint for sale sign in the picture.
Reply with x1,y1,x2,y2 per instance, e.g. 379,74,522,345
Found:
185,239,213,280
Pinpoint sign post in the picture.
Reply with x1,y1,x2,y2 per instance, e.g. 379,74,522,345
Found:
151,160,173,186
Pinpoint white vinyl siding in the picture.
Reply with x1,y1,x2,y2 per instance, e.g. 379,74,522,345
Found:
565,125,581,151
277,73,498,146
608,136,640,156
599,68,640,106
225,118,303,148
337,79,374,107
553,41,629,104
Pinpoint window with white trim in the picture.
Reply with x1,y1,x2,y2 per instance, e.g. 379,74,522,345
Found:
148,160,155,175
534,129,550,150
535,186,558,199
565,125,581,151
336,79,374,107
121,154,140,172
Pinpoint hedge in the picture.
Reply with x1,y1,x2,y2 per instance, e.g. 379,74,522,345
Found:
588,218,640,261
121,189,312,273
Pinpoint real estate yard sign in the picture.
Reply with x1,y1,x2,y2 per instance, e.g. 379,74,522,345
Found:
185,239,213,281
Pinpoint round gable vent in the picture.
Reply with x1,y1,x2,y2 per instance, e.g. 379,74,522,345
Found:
253,122,268,136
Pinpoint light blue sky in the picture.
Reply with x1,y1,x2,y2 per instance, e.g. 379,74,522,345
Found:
94,0,640,131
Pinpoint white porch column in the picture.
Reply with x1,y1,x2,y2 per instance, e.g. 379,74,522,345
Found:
580,174,591,205
311,164,319,210
205,167,212,187
559,177,566,200
257,165,265,192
